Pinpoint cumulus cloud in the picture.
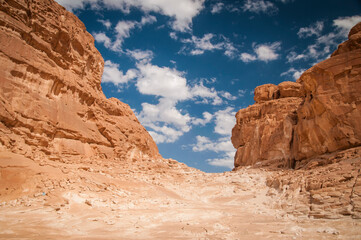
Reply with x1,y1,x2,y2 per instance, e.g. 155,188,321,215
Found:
97,19,112,29
55,0,98,11
211,2,224,14
192,112,213,126
56,0,205,32
223,41,238,58
136,64,190,101
220,91,237,101
192,135,235,169
214,107,236,136
333,15,361,35
297,21,324,38
180,34,238,58
93,16,156,52
242,0,278,15
139,99,192,132
240,52,257,62
240,41,281,63
103,0,205,32
126,49,154,63
287,15,361,63
191,107,237,169
181,33,223,55
286,51,307,63
140,15,157,25
134,62,231,143
133,60,236,143
93,32,112,48
255,42,281,61
280,67,305,80
102,60,137,85
191,82,222,105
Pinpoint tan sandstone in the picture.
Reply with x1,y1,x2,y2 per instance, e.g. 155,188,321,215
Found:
1,0,361,238
0,0,160,162
232,22,361,219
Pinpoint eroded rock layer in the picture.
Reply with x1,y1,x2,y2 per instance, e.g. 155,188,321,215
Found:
0,0,160,161
232,22,361,168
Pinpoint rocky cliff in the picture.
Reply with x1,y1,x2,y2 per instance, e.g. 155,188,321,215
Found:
0,0,160,162
232,22,361,169
231,22,361,219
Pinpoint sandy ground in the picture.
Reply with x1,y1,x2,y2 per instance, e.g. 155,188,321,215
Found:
0,151,361,239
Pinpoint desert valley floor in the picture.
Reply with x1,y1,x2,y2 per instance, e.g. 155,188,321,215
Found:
0,150,360,239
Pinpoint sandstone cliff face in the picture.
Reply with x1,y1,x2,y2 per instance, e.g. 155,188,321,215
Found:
232,23,361,219
0,0,160,161
293,28,361,162
232,22,361,168
231,82,302,168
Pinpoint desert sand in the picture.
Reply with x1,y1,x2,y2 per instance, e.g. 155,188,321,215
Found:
1,150,360,239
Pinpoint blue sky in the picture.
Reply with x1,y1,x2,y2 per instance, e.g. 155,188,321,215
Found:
56,0,361,172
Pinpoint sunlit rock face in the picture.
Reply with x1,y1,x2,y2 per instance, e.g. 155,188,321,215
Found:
232,22,361,169
0,0,160,162
231,81,303,168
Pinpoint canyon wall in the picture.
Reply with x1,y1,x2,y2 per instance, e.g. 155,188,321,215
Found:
232,22,361,169
0,0,160,162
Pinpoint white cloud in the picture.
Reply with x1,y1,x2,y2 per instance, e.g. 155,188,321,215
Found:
126,49,154,63
211,2,224,14
102,0,205,32
297,21,324,38
97,19,112,29
102,60,137,85
223,41,238,58
255,42,281,61
148,128,184,144
112,20,137,50
238,89,247,97
169,32,178,40
93,32,112,48
280,67,305,80
138,98,191,143
193,136,234,152
207,156,234,169
191,82,222,105
192,112,213,126
136,64,190,101
240,41,281,63
286,51,306,63
220,91,237,101
134,61,235,143
93,16,157,52
192,136,235,169
333,15,361,35
242,0,278,15
191,107,237,169
240,52,257,62
57,0,205,31
288,15,361,63
181,34,238,57
181,33,223,55
55,0,98,11
214,107,236,136
140,15,157,25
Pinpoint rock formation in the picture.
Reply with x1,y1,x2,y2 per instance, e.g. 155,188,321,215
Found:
232,22,361,219
231,82,302,168
232,22,361,169
0,0,160,162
